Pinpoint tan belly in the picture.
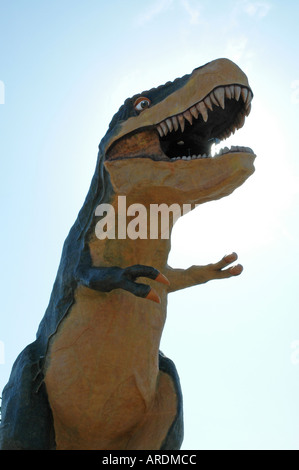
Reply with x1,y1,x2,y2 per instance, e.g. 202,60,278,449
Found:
44,285,177,449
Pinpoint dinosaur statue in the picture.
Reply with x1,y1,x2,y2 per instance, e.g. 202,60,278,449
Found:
0,58,255,450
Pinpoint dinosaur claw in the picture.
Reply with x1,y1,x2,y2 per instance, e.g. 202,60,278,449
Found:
155,273,170,286
146,288,161,304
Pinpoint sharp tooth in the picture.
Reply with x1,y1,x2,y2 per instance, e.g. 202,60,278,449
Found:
202,153,208,158
246,90,253,107
157,124,164,137
196,101,209,122
192,155,197,159
160,121,168,136
245,103,251,116
190,106,199,119
234,85,241,101
182,156,187,160
186,156,191,160
241,88,248,103
214,88,225,109
236,113,246,129
183,110,193,125
240,114,246,128
204,95,213,111
210,91,219,107
166,118,173,132
225,86,232,99
229,124,236,135
235,113,241,124
229,85,235,98
172,116,179,131
178,114,185,132
177,140,184,145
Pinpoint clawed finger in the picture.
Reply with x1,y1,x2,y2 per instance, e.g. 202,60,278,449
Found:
145,288,161,304
125,282,161,304
155,273,170,286
123,265,168,303
124,265,170,285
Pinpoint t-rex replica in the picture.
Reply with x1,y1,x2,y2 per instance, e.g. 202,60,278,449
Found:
0,58,255,450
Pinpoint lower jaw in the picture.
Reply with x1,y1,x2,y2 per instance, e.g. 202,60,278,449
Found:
166,145,255,161
106,129,255,163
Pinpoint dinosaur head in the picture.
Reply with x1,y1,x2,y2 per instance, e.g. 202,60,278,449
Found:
102,58,256,206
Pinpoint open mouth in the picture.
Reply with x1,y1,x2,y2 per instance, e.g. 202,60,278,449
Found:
157,85,254,160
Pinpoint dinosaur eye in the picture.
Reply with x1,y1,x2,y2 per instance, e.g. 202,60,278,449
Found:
134,97,151,113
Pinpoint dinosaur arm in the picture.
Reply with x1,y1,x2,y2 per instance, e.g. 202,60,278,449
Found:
165,253,243,293
75,248,169,303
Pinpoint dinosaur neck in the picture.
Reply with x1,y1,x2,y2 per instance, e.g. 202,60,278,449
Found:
88,192,174,271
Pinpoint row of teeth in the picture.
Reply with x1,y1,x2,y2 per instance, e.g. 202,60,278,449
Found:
216,145,253,156
170,154,210,161
157,85,253,140
169,145,254,161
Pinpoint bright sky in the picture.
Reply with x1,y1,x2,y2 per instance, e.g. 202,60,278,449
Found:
0,0,299,450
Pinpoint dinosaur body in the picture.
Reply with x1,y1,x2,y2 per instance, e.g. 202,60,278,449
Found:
0,58,255,450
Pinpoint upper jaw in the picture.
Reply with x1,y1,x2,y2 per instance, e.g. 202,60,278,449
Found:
157,84,252,138
106,82,254,163
156,83,253,161
104,58,254,160
104,58,256,206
